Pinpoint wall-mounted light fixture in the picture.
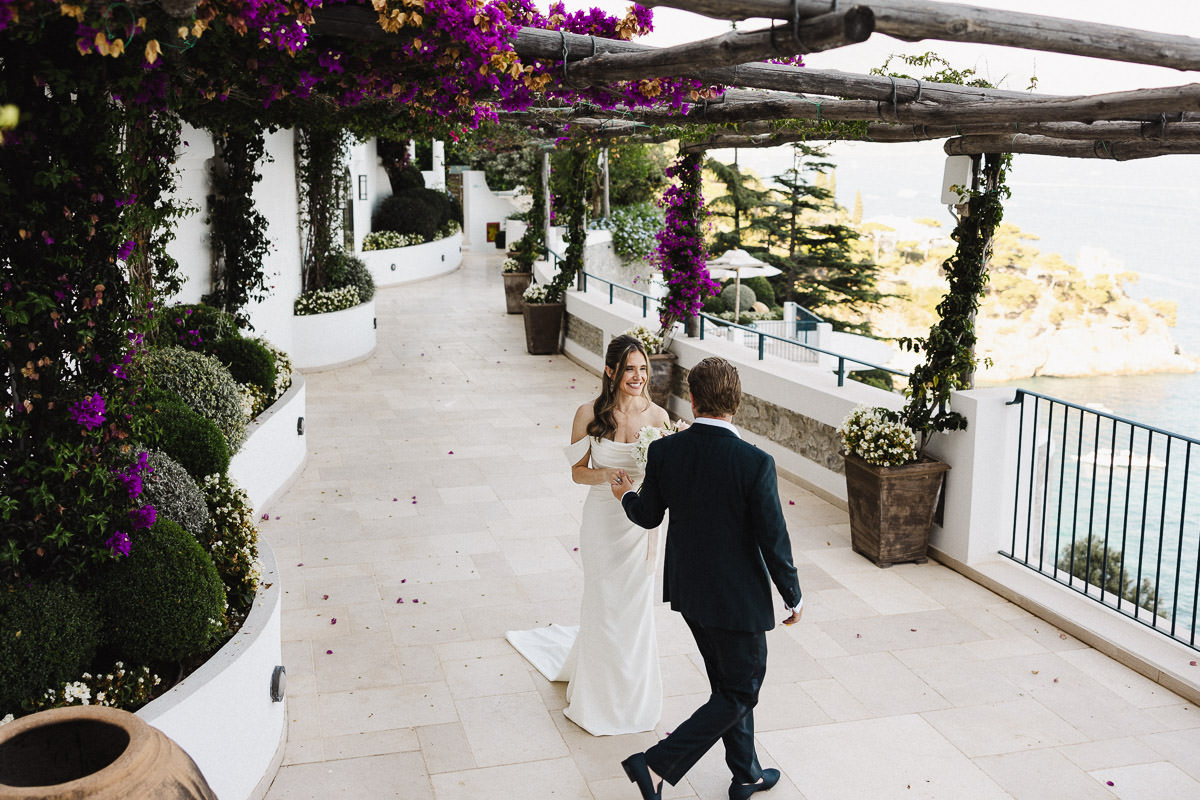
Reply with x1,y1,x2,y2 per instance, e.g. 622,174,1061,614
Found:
357,175,368,201
297,416,305,436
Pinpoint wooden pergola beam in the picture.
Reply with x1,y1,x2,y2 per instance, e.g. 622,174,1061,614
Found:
944,134,1200,159
566,8,874,83
646,0,1200,72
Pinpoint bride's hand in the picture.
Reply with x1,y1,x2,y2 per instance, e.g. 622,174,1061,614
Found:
609,470,633,500
600,468,624,486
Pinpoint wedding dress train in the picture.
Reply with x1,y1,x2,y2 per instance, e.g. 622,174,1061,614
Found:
506,436,662,736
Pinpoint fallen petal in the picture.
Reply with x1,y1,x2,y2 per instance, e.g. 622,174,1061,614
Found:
330,618,337,625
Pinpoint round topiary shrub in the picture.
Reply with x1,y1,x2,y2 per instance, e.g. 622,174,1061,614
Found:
702,293,727,314
720,283,757,314
140,449,210,537
387,163,425,192
325,250,376,303
100,519,227,665
743,275,776,308
372,188,454,242
142,346,246,454
155,303,236,351
208,337,275,394
143,399,230,482
0,581,100,713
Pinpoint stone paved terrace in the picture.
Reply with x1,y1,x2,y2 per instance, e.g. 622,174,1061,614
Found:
260,252,1200,800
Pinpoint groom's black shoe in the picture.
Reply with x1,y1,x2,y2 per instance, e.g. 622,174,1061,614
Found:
621,752,662,800
729,768,780,800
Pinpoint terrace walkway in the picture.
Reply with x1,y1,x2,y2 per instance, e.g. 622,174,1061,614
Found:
261,251,1200,800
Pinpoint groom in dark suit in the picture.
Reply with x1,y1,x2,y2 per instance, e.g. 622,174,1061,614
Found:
610,356,803,800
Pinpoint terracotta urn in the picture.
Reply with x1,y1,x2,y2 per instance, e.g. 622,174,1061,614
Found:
0,705,216,800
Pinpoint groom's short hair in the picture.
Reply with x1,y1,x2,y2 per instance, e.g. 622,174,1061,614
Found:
689,357,741,417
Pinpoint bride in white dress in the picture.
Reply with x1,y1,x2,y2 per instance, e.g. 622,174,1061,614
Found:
507,334,670,735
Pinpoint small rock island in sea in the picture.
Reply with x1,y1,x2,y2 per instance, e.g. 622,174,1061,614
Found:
871,221,1198,382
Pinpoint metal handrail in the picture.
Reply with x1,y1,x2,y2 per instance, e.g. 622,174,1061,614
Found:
578,271,909,386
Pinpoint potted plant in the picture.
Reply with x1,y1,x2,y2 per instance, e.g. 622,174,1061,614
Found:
837,406,950,567
837,152,1008,567
521,282,565,355
621,324,676,408
501,257,533,314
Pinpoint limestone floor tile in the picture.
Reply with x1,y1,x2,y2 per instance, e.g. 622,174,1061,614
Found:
323,727,420,760
1058,647,1182,708
386,605,474,647
818,609,991,656
897,563,1008,609
303,571,381,607
429,758,590,800
498,535,578,575
553,713,657,783
659,653,710,697
816,651,951,717
281,736,324,767
588,776,700,800
1141,725,1200,781
1059,737,1166,772
417,722,477,775
266,751,431,799
976,748,1117,799
797,677,873,723
371,552,481,584
488,513,579,540
311,632,406,693
922,697,1088,757
759,715,1009,800
781,620,850,660
803,587,880,623
830,568,944,616
441,652,535,699
317,681,457,737
282,605,355,643
1088,761,1200,799
455,691,569,767
754,680,833,732
436,484,499,504
515,568,585,603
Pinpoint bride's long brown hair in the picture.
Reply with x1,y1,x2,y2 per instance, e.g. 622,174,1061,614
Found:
587,334,649,440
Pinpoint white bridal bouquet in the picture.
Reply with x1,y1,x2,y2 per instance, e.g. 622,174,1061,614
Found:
633,421,686,468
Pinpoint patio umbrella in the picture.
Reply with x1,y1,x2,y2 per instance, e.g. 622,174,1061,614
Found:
706,249,782,314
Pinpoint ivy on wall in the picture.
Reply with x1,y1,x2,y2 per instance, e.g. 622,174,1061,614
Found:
296,126,352,293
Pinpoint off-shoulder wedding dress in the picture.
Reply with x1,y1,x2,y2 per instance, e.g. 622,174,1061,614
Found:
506,436,662,736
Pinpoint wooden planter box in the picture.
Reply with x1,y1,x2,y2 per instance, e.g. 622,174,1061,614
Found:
502,272,533,314
843,452,950,568
522,301,565,354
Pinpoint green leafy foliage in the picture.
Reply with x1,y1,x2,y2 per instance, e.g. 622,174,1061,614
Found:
142,346,247,454
325,250,376,303
208,337,276,394
137,396,231,483
372,188,458,242
100,519,227,665
1057,536,1168,617
0,581,100,714
155,303,237,351
199,475,261,620
297,126,352,293
205,127,271,327
594,202,664,260
140,450,210,538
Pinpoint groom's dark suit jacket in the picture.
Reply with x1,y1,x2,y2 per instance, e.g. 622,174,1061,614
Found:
622,422,802,632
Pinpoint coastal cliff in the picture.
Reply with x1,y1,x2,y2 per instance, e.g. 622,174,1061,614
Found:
868,222,1198,382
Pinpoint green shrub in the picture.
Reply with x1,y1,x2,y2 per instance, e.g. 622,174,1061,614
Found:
141,398,230,482
142,346,247,454
372,188,455,241
0,581,100,713
100,519,227,664
200,475,261,619
742,275,776,307
208,337,275,394
252,337,293,405
720,283,757,314
141,449,210,536
155,303,236,351
387,163,425,192
325,250,376,303
702,293,727,314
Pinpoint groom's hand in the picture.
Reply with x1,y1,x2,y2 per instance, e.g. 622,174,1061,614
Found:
610,470,634,501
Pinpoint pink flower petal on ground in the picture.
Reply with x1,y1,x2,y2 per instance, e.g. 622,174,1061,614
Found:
788,500,795,505
397,598,403,603
393,498,398,501
1191,660,1198,666
401,579,407,583
411,598,419,603
412,500,417,504
326,650,333,655
448,450,454,455
322,594,329,600
573,547,579,551
261,513,269,520
1106,781,1114,787
297,563,303,566
330,618,337,624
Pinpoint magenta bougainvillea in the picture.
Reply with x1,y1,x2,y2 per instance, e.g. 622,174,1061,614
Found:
651,151,718,331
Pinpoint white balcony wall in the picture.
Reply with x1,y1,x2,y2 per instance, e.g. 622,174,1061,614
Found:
461,169,526,251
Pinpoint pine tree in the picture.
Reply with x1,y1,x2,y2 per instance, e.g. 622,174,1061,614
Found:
755,145,887,335
704,155,775,254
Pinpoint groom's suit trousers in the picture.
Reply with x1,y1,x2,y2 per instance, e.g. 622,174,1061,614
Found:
645,617,768,786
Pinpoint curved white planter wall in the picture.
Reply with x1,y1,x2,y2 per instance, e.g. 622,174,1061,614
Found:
230,375,308,515
359,231,462,287
138,530,285,800
290,299,376,370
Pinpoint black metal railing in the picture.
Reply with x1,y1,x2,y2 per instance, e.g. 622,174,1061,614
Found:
1006,389,1200,650
578,271,906,386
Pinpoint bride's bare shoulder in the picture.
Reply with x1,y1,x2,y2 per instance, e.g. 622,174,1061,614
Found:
571,402,595,439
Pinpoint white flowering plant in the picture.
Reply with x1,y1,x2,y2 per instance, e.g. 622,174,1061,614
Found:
621,324,664,355
522,283,562,304
23,663,162,715
633,420,687,468
293,285,361,316
502,257,527,274
838,405,919,467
